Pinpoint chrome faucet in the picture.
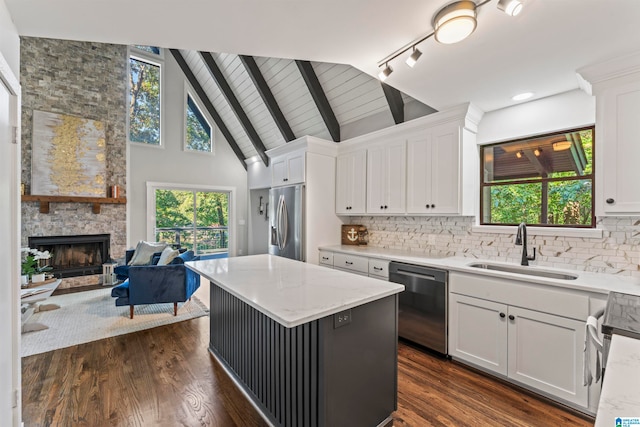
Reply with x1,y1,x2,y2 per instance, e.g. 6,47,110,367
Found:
515,222,536,266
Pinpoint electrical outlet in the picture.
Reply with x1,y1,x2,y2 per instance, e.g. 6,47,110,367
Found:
334,309,352,328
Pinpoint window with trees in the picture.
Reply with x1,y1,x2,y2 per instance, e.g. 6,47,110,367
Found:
480,127,594,227
129,46,162,145
185,94,212,152
154,188,229,255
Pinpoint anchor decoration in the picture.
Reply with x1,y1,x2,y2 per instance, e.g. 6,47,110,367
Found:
341,225,368,246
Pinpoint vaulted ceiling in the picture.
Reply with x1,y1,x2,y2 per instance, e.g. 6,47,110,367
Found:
170,49,434,167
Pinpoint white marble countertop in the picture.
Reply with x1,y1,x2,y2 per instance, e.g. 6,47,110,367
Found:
595,335,640,426
319,245,640,296
186,254,404,328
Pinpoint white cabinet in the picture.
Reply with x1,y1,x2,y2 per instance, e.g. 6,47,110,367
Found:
406,123,460,214
449,294,508,375
449,293,587,407
600,80,640,214
271,150,305,187
366,140,406,214
336,150,367,214
506,306,586,406
319,250,333,266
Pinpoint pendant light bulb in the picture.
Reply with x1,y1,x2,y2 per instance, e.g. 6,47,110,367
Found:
406,47,423,68
497,0,523,16
378,63,393,81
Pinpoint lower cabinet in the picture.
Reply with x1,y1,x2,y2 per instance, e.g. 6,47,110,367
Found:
449,293,587,408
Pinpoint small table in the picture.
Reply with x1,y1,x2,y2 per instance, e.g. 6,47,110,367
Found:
21,279,61,333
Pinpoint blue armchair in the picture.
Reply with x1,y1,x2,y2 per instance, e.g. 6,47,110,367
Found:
111,251,201,318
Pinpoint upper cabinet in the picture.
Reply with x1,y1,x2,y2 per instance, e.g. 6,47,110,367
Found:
406,122,460,214
579,51,640,215
270,150,305,187
336,150,366,214
335,103,482,216
366,139,406,214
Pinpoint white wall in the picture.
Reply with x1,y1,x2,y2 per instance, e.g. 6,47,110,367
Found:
477,89,595,144
248,188,269,255
128,51,248,255
0,0,19,78
0,2,21,426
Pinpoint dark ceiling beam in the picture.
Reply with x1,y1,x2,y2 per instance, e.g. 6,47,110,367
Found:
381,82,405,125
169,49,247,170
295,60,340,142
200,51,269,166
239,55,296,142
522,149,549,177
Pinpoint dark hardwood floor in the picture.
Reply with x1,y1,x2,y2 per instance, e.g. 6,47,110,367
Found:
22,316,594,427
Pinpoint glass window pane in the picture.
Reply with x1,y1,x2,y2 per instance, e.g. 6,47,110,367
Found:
186,95,212,152
129,57,160,145
155,190,194,247
547,180,593,226
483,183,541,225
194,192,228,253
134,45,160,55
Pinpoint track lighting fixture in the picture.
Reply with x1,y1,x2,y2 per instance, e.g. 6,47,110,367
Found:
377,0,526,81
378,63,393,81
406,47,423,68
433,1,477,45
497,0,523,16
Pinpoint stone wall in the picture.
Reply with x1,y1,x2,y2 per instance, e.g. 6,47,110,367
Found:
350,216,640,277
20,37,128,267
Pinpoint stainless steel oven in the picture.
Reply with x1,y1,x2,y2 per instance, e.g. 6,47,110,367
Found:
389,262,448,354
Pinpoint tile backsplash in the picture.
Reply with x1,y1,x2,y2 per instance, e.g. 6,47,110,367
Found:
349,216,640,277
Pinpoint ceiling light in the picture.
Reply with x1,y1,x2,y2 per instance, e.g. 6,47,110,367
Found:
552,141,572,151
512,92,533,101
378,63,393,81
516,150,523,159
497,0,524,16
534,148,541,157
433,1,477,44
406,47,423,68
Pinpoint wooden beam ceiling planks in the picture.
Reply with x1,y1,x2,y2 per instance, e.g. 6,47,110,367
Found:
200,51,269,166
381,82,405,124
170,49,247,170
295,60,340,142
239,55,296,142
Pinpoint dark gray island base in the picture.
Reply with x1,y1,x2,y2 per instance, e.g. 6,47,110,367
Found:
209,283,398,427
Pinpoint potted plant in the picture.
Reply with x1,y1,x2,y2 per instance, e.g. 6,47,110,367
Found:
21,248,53,285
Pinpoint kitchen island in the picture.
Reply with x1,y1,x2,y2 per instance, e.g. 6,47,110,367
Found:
186,254,405,427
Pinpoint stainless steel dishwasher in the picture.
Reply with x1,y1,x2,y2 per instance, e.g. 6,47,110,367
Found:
389,262,448,354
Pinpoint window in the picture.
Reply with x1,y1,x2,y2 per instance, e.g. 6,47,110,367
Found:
129,46,162,145
154,188,229,255
480,127,594,227
185,94,212,152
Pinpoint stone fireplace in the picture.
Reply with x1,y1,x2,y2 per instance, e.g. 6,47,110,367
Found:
29,234,111,278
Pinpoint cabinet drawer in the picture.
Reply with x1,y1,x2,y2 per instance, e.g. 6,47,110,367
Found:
319,251,334,266
368,259,389,279
333,253,368,274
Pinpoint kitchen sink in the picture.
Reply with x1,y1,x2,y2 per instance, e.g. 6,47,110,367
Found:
467,262,578,280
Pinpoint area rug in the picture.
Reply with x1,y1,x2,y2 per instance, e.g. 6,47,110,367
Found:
21,287,209,357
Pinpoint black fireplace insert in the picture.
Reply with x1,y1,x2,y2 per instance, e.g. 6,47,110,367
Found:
28,234,111,278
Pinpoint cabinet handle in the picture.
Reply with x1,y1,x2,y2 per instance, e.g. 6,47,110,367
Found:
499,312,506,318
322,257,329,260
425,204,430,209
373,266,383,271
606,198,615,204
345,261,353,265
384,205,388,209
508,315,515,321
431,204,435,208
380,205,384,209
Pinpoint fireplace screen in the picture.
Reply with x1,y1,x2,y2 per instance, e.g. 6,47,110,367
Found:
28,234,110,278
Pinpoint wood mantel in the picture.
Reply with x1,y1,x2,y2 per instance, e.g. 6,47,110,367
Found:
21,195,127,214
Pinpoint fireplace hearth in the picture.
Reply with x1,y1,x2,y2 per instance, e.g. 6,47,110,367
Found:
29,234,111,278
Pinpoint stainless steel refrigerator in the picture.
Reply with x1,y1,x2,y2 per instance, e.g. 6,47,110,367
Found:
269,184,305,261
